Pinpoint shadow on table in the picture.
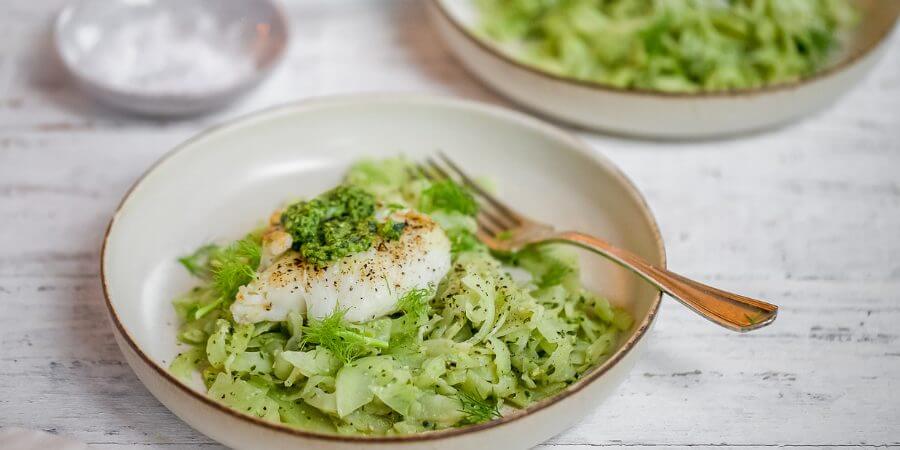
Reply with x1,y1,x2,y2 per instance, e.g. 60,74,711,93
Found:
390,1,507,105
23,22,116,117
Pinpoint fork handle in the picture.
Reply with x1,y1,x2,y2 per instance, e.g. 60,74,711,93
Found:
554,231,778,332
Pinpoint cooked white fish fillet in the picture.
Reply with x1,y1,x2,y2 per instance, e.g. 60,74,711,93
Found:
259,228,292,271
230,210,451,324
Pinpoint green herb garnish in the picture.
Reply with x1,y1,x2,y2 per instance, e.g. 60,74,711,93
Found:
457,391,502,424
211,238,262,301
419,179,478,216
177,244,218,279
176,236,262,319
301,309,388,363
378,220,407,241
397,287,433,319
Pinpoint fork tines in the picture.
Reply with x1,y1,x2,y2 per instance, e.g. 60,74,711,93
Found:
417,152,521,238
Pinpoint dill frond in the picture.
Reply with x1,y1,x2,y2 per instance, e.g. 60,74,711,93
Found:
419,179,478,216
178,244,220,279
397,287,433,319
178,237,261,320
210,238,262,301
447,228,481,255
457,390,501,424
301,309,387,363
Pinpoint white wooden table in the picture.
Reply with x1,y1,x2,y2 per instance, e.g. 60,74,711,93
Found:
1,1,899,449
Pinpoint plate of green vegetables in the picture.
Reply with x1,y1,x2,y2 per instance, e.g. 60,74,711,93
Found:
101,95,665,449
429,0,900,138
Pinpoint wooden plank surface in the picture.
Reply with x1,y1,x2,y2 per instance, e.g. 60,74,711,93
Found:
0,0,898,448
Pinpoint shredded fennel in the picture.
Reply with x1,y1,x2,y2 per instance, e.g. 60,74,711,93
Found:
475,0,858,92
169,157,632,435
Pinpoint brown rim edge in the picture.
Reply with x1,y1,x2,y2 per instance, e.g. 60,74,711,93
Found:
431,0,900,99
100,94,666,444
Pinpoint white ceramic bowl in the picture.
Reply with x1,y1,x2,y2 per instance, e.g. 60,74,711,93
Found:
55,0,289,116
429,0,900,139
102,94,665,449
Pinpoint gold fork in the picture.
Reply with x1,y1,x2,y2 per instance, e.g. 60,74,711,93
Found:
420,153,778,333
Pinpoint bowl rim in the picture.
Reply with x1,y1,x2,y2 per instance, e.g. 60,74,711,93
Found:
100,93,666,443
53,0,290,100
430,0,900,99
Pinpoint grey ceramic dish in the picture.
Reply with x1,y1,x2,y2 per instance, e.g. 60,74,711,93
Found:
54,0,289,116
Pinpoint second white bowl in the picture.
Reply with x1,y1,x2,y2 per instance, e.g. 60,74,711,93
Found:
429,0,900,139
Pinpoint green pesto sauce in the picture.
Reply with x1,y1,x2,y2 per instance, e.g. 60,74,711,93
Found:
280,185,404,267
